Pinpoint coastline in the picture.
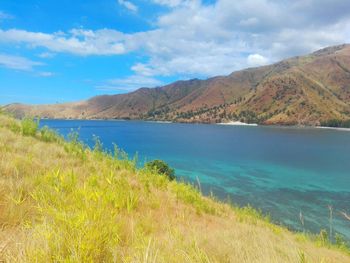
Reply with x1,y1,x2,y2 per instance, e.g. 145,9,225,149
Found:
316,126,350,132
11,115,350,130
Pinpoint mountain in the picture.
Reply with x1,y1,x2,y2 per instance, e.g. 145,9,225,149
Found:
5,44,350,126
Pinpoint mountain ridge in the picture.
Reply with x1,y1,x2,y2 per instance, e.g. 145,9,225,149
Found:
4,44,350,126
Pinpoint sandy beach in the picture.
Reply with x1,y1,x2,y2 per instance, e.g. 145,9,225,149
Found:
217,121,258,126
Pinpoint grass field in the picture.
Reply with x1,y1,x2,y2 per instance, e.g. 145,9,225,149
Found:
0,113,349,262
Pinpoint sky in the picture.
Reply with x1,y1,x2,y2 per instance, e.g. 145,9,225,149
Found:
0,0,350,105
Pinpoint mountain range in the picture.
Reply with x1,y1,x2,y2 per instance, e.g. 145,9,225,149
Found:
4,44,350,126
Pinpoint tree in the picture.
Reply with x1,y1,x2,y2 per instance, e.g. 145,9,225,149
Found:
145,160,176,180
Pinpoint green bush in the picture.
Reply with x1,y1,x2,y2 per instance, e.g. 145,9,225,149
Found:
320,119,350,128
145,159,175,180
21,117,39,136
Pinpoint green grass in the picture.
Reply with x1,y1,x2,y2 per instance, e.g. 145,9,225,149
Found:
0,114,349,262
21,117,39,136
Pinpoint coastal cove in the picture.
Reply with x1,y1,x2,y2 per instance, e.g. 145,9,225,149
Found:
40,119,350,241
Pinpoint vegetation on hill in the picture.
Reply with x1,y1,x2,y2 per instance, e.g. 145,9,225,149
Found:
5,44,350,126
145,160,176,181
0,113,349,262
320,119,350,128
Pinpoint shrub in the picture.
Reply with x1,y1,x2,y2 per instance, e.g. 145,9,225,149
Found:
21,117,39,136
320,119,350,128
145,160,175,180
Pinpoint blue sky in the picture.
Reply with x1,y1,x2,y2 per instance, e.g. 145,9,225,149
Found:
0,0,349,105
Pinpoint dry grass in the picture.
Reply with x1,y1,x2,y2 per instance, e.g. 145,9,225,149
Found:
0,114,349,262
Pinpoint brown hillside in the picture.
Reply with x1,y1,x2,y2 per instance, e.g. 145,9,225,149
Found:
5,44,350,125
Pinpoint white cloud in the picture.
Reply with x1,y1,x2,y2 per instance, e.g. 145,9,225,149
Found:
96,75,163,91
131,63,159,77
0,29,126,56
38,52,56,59
247,54,269,67
132,0,350,76
1,1,350,78
239,17,259,27
118,0,138,12
37,71,55,77
0,54,43,71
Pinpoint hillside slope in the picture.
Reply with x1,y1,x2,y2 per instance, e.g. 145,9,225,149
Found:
5,44,350,125
0,114,349,262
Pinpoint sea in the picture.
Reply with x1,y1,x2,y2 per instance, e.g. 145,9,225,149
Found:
40,119,350,242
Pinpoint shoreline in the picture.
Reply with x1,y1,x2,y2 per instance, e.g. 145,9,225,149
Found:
316,126,350,132
20,117,350,131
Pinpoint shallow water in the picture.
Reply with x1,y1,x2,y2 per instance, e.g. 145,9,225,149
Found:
40,119,350,241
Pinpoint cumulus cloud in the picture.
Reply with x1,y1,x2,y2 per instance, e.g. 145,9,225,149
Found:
140,0,350,76
0,54,43,71
1,0,350,78
0,29,126,56
247,54,269,67
118,0,138,12
96,75,163,91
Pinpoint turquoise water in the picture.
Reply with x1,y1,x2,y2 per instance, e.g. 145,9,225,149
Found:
40,120,350,241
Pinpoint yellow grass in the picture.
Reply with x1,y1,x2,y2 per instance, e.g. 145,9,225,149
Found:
0,113,349,262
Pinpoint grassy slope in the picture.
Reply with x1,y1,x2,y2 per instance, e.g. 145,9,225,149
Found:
0,114,349,262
